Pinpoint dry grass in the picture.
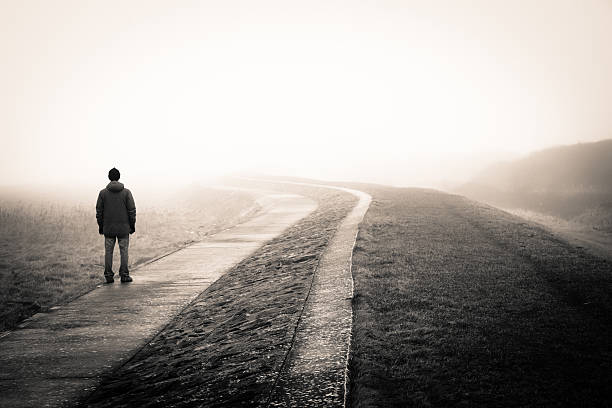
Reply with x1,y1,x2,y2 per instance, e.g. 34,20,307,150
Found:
348,186,612,407
0,187,259,331
505,208,612,262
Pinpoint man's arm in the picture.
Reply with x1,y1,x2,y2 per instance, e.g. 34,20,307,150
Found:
126,190,136,233
96,191,104,234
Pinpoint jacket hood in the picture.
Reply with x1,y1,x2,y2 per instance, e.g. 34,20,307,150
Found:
106,181,124,193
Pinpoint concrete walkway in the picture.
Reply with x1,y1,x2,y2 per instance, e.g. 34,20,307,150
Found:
268,186,372,407
0,192,317,408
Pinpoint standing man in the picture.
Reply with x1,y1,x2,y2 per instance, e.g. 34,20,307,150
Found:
96,167,136,283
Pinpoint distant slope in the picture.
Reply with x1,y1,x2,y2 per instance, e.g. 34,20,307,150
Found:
471,139,612,193
456,139,612,230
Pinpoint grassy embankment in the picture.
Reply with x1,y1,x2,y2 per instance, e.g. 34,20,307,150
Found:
0,187,259,331
81,184,356,408
348,185,612,407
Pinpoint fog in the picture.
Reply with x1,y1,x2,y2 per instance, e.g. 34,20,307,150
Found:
2,0,612,193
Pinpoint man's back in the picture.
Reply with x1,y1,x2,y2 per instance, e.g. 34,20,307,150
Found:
96,180,136,237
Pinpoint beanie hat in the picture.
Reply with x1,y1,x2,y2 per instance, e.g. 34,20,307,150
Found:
108,167,120,181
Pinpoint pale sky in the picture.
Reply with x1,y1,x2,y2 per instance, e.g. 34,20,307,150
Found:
2,0,611,188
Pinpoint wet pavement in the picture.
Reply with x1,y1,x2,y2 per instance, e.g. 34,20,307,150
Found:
268,186,372,407
0,192,316,408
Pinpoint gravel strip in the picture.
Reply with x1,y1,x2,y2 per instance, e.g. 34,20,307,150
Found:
267,187,371,407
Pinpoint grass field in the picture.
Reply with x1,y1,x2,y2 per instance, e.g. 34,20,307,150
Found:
506,208,612,262
347,185,612,407
0,186,259,331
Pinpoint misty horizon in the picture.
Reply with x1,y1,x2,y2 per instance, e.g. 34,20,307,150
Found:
2,0,612,189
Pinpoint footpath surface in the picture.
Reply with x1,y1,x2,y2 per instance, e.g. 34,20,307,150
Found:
0,192,316,408
268,186,372,407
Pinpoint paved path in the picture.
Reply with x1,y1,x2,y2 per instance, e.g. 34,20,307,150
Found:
268,186,372,407
0,192,316,408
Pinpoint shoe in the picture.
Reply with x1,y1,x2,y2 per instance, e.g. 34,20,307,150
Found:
105,276,114,284
120,275,133,283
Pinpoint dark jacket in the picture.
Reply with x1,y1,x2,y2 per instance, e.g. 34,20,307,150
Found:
96,181,136,237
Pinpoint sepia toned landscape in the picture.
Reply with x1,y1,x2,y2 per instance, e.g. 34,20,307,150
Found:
2,1,612,407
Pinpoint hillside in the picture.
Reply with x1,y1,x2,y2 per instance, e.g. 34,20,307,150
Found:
469,139,612,193
348,185,612,407
456,139,612,231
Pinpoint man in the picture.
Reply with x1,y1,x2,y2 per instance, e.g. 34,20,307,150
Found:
96,167,136,283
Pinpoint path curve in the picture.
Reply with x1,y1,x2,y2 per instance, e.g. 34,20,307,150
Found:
0,191,317,408
264,183,372,407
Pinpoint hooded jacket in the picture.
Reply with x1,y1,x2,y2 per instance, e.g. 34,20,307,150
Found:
96,181,136,237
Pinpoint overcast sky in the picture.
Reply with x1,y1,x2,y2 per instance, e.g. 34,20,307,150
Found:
2,0,611,188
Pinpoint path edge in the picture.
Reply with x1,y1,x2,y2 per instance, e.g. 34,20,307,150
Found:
240,178,372,407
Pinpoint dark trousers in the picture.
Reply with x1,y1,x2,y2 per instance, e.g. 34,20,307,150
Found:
104,235,130,277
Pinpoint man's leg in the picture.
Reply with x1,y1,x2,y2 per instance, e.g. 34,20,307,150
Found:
118,235,131,281
104,236,116,282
